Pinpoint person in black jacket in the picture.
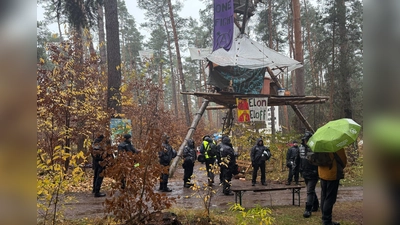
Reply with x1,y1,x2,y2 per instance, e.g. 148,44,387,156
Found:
200,136,217,186
219,136,237,195
286,140,300,185
298,131,320,218
92,135,106,197
158,135,177,192
118,134,139,154
182,139,197,188
250,138,271,186
118,134,140,189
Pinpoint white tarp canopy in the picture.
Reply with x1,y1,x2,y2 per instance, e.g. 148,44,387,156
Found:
188,48,212,60
207,26,303,71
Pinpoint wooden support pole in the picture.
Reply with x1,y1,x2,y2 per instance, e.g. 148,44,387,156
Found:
266,67,314,133
169,99,210,177
241,0,249,34
290,104,314,133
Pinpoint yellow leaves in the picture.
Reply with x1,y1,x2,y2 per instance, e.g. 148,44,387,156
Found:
39,58,45,64
74,151,86,160
37,145,87,221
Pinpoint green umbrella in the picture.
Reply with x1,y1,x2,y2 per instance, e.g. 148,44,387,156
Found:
308,118,361,152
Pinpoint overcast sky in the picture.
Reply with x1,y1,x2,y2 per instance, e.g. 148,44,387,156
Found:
37,0,206,40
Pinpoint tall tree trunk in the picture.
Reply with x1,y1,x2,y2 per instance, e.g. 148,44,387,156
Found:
161,15,179,116
267,0,276,136
303,0,317,129
57,16,63,41
292,0,305,131
201,61,213,124
97,3,107,76
330,15,336,121
104,0,122,114
284,1,293,133
292,0,304,96
167,0,191,126
337,0,352,119
158,51,164,88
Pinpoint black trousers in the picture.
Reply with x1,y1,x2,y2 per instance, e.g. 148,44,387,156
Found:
183,163,194,185
320,179,340,225
160,165,170,190
92,158,104,193
304,178,319,210
205,158,215,183
252,161,266,184
221,166,233,194
287,166,299,183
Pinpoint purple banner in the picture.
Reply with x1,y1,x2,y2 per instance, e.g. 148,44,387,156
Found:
213,0,234,51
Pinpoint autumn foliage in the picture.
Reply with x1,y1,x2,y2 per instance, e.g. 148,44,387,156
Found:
37,32,208,224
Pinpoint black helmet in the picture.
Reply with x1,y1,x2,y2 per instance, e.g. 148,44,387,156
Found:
203,135,211,140
162,133,170,139
124,134,132,139
302,131,313,141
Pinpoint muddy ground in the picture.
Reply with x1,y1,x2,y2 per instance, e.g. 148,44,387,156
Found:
62,163,363,223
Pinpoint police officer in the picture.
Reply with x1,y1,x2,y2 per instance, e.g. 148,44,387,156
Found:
286,140,300,185
250,138,271,186
158,134,177,192
200,135,217,186
92,135,106,197
298,132,319,218
219,136,236,195
182,139,196,188
118,134,140,189
118,134,139,154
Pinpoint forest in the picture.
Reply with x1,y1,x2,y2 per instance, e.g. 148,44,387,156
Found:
37,0,363,224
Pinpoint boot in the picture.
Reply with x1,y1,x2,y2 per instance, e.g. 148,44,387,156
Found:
224,191,234,196
162,187,172,192
324,222,341,225
303,210,311,218
158,183,164,191
94,192,106,197
303,204,312,218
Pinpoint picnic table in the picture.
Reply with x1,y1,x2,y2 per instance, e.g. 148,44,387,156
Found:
230,180,305,207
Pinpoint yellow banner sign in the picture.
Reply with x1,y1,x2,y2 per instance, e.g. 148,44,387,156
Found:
236,98,269,122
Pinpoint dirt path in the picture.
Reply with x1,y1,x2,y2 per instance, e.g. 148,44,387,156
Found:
62,163,363,221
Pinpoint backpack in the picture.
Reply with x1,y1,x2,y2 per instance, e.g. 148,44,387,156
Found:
207,143,218,158
306,151,333,166
197,154,206,163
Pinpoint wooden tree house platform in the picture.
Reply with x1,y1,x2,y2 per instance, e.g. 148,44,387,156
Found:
181,91,329,108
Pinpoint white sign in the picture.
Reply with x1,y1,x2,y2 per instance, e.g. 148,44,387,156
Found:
249,97,268,121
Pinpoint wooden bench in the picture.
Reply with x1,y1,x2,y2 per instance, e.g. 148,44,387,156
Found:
230,180,305,207
236,160,252,174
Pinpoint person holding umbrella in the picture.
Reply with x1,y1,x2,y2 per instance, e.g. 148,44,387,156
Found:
318,148,347,225
308,118,360,225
